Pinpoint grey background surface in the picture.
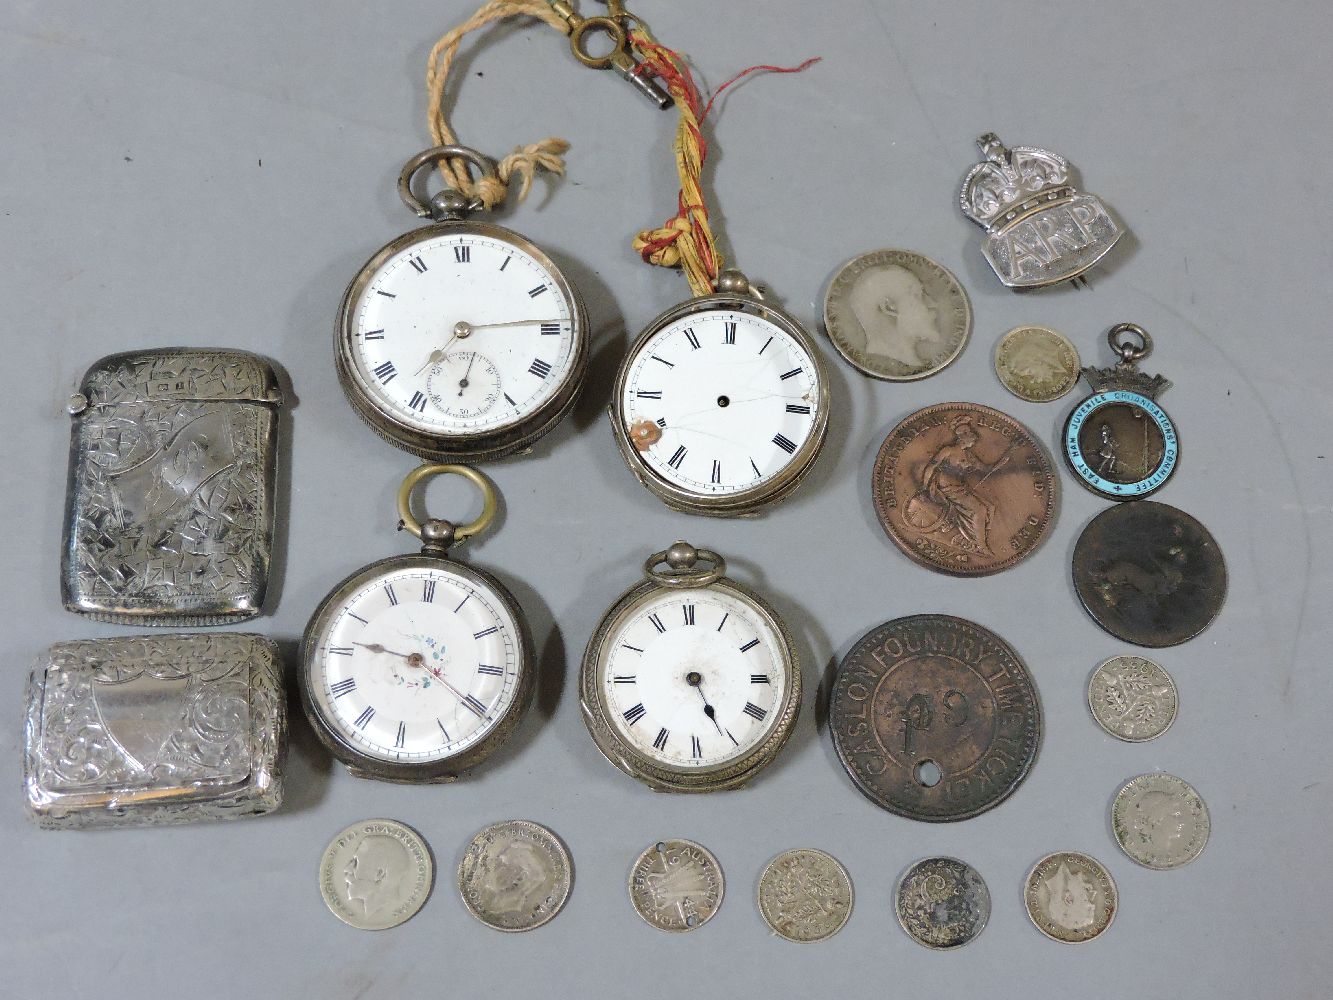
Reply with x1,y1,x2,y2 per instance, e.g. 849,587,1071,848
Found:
2,1,1330,997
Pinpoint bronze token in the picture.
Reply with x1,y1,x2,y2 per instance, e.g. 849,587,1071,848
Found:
829,615,1041,822
1072,501,1226,647
872,403,1057,576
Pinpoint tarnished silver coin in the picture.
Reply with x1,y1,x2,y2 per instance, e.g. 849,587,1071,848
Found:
1112,773,1210,870
894,856,990,949
757,849,854,943
1088,655,1178,742
319,819,434,930
994,325,1080,402
823,249,971,381
458,820,572,932
628,839,724,932
1024,851,1118,944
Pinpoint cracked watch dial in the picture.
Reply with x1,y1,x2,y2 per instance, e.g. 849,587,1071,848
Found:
304,562,524,773
615,306,825,512
591,585,793,781
340,227,582,456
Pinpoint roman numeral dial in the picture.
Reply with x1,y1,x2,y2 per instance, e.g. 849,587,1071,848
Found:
596,585,791,773
618,307,823,501
304,563,525,771
344,230,582,444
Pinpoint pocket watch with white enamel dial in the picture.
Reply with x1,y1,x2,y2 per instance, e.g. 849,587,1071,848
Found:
299,464,533,783
580,542,802,791
337,146,588,462
610,270,829,516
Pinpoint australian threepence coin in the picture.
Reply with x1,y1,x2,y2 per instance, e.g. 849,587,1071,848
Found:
628,839,724,932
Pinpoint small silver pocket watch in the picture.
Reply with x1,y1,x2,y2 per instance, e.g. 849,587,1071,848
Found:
580,542,802,792
337,146,589,461
299,464,534,783
609,270,830,516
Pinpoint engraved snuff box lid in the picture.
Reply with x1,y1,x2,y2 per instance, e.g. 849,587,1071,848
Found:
62,348,284,625
23,632,286,829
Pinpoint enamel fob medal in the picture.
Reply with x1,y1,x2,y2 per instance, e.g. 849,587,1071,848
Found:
580,542,801,791
336,148,588,461
300,466,533,782
1064,323,1178,499
960,133,1123,289
609,36,828,515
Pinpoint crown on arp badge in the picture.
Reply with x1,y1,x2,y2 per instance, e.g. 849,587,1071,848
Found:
960,133,1123,289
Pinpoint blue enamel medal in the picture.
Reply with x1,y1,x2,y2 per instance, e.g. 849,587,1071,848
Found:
1063,323,1177,500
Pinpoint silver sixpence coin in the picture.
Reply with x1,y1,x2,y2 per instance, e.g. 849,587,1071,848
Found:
1112,773,1210,870
457,820,573,932
628,839,724,932
1088,655,1179,742
895,856,990,949
823,249,971,381
994,325,1080,402
319,819,434,931
1024,851,1118,944
757,848,854,943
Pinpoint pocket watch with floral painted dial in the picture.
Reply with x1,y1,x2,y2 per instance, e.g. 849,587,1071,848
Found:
299,464,534,783
609,271,829,516
336,146,588,462
580,542,802,791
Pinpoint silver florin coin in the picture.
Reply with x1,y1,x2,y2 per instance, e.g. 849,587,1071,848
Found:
823,249,971,381
628,839,724,932
757,848,854,943
994,325,1081,402
1088,655,1179,742
457,820,573,932
319,819,434,931
895,856,990,949
1112,773,1210,870
1024,851,1118,944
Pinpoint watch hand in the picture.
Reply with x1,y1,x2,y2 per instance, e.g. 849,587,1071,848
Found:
458,353,476,396
353,641,416,660
412,320,474,375
464,318,561,331
689,679,725,736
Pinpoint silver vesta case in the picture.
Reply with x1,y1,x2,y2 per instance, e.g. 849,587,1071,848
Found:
62,348,283,625
23,633,286,829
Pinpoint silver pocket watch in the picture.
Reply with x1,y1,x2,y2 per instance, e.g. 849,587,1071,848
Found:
610,270,830,516
580,541,802,791
299,464,534,783
337,146,589,462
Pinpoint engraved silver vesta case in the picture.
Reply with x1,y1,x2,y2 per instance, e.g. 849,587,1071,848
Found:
336,146,589,462
960,133,1123,289
24,633,286,829
1064,323,1177,499
62,348,282,625
610,270,829,516
580,542,801,792
299,464,534,783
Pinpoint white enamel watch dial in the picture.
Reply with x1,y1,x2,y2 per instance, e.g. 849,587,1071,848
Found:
347,229,578,437
305,560,524,770
613,294,828,513
581,543,801,791
599,586,789,767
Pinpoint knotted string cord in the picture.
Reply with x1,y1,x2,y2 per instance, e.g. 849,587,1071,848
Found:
425,0,573,210
629,30,820,296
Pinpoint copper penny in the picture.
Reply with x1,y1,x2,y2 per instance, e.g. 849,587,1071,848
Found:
829,615,1042,822
872,403,1057,576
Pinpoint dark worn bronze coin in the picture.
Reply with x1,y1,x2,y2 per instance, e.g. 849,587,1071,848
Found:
829,615,1041,822
872,402,1057,576
1072,501,1226,647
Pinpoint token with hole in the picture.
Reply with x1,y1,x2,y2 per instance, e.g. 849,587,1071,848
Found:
828,615,1042,822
